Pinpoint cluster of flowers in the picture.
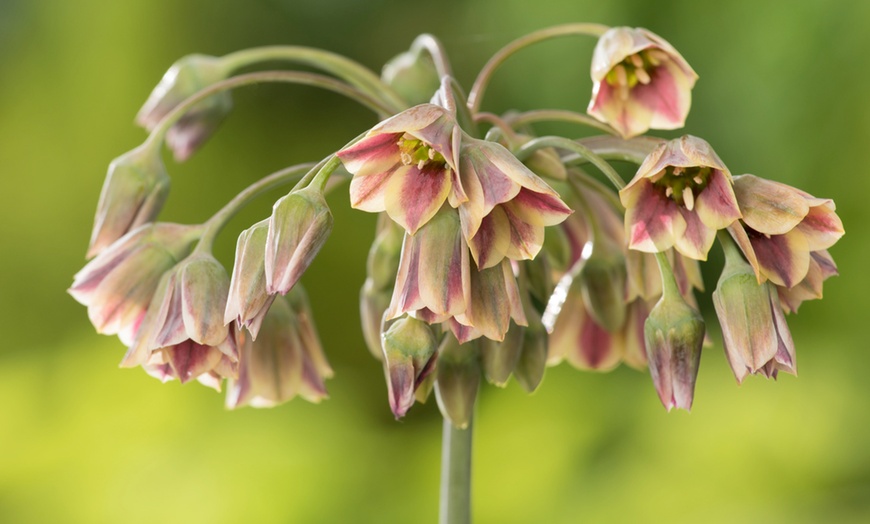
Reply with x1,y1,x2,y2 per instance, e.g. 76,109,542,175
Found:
70,25,842,422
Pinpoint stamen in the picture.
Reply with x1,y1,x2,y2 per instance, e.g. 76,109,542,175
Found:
683,187,695,211
630,53,644,68
693,175,704,185
400,152,413,165
635,67,651,85
428,148,437,160
615,64,628,87
417,160,426,170
665,187,674,198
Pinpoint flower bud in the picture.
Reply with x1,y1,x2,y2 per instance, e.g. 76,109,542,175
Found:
359,278,390,360
381,41,441,106
644,291,704,411
264,185,333,295
381,315,438,419
227,287,332,408
88,145,170,258
434,333,480,429
70,223,200,345
513,310,548,393
136,54,232,161
480,321,524,387
224,220,275,339
713,239,796,383
578,253,627,333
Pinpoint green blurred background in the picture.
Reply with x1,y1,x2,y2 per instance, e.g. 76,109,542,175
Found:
1,0,868,522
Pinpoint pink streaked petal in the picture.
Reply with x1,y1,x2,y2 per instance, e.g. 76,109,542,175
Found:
694,170,742,230
624,182,685,253
152,275,187,348
417,211,470,317
336,132,402,175
796,203,844,251
460,145,521,217
750,230,811,288
165,341,222,384
727,224,762,283
468,206,511,270
504,188,573,227
769,287,796,376
573,310,621,371
477,140,560,197
349,164,399,213
588,81,654,139
501,204,545,261
374,104,448,136
465,264,511,342
733,175,807,235
386,233,424,319
674,208,716,261
384,164,451,235
501,260,527,327
812,250,839,279
636,61,692,129
445,318,482,344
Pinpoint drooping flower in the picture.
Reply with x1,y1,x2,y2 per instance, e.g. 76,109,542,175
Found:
777,250,838,314
142,331,239,390
227,287,333,408
264,185,333,296
588,27,698,138
728,174,844,289
224,220,275,338
457,138,573,269
87,145,170,257
620,135,741,260
70,223,200,345
381,315,438,418
122,252,232,370
713,238,796,383
336,104,465,235
136,54,232,162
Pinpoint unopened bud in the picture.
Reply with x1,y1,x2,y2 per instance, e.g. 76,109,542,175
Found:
360,278,391,360
88,144,169,258
382,316,438,419
366,219,404,291
434,333,480,429
579,254,627,333
644,292,705,412
265,185,333,295
225,220,275,338
514,311,548,393
136,54,232,161
480,322,524,387
381,40,441,106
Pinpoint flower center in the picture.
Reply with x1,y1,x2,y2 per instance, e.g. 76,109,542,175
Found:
398,137,447,171
605,49,669,99
652,166,712,211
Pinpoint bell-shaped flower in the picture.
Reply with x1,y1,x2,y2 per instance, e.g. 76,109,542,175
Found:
70,223,200,345
644,285,705,412
87,145,170,257
620,135,741,260
264,185,333,295
142,331,239,389
122,251,232,368
336,104,466,235
381,315,438,418
713,239,796,383
588,27,698,138
224,220,276,338
136,54,232,161
227,287,333,408
728,174,844,289
457,138,573,269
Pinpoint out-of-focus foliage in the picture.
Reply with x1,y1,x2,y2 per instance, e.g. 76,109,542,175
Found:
1,0,868,522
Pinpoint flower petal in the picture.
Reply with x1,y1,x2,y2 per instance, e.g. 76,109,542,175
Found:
694,169,742,230
796,201,844,251
674,207,716,260
384,163,451,234
623,180,686,253
417,211,470,317
467,206,511,270
750,230,811,288
336,132,402,175
733,175,808,235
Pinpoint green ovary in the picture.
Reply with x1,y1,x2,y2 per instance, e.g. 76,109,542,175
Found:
398,137,446,170
653,166,712,209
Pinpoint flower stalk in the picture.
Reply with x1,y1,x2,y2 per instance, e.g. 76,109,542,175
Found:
440,416,473,524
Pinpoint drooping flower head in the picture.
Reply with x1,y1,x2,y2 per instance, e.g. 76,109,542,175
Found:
588,27,698,138
727,174,844,290
337,104,465,235
620,135,741,260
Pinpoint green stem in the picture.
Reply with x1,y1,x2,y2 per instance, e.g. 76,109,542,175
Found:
143,71,396,152
507,109,618,136
411,34,453,79
467,23,610,112
653,252,682,301
440,416,473,524
220,46,407,112
194,163,314,253
514,136,625,190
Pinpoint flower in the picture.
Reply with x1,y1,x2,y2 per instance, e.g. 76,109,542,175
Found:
142,332,239,390
264,185,334,295
728,174,844,289
644,287,705,412
87,145,170,258
457,138,573,269
620,135,741,260
224,220,275,338
122,252,232,370
227,287,333,408
588,27,698,138
69,223,200,345
778,250,838,314
136,54,232,161
713,239,796,383
336,104,465,235
381,315,438,418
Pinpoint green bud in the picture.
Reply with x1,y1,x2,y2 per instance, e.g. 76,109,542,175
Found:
359,278,390,360
381,40,441,106
366,219,404,291
514,311,548,393
579,254,627,333
382,316,438,419
480,322,524,387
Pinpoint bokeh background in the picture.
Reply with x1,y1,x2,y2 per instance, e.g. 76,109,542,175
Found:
1,0,868,522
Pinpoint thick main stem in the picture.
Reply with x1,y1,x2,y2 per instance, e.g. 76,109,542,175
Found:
440,416,473,524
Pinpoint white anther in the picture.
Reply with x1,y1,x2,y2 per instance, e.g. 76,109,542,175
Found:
635,67,651,85
665,187,674,198
683,187,695,211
